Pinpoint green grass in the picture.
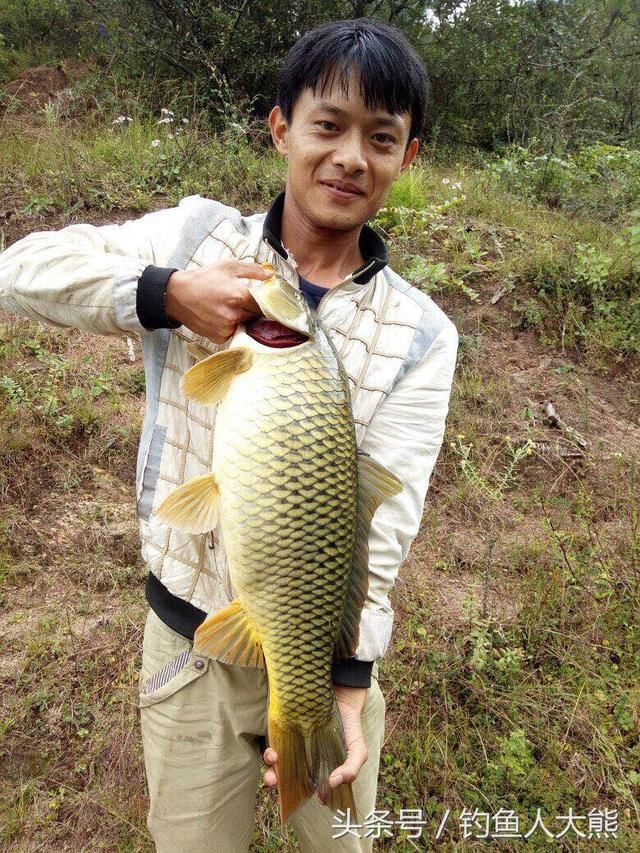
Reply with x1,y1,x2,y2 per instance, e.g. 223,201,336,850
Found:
1,111,638,364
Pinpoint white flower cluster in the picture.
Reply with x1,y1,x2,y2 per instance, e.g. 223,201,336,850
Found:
157,108,174,125
151,110,190,146
442,178,463,190
112,115,133,125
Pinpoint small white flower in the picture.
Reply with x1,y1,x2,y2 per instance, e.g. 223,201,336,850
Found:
160,108,175,117
112,115,126,125
442,177,450,185
452,181,462,190
168,133,174,139
182,118,189,124
157,116,174,125
151,139,161,147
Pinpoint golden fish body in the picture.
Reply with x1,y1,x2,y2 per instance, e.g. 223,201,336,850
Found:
156,267,401,824
215,325,357,732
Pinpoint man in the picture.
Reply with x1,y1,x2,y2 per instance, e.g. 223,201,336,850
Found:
0,17,458,853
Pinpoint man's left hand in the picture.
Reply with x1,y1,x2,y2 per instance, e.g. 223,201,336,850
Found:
262,685,369,803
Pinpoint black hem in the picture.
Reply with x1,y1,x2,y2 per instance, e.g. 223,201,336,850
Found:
145,573,374,688
332,657,374,688
137,264,181,330
146,571,206,641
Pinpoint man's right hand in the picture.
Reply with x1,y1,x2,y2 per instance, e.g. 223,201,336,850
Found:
166,259,271,343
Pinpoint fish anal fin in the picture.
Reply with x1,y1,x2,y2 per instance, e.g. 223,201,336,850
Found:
334,453,403,660
194,599,265,669
181,347,253,405
155,472,219,534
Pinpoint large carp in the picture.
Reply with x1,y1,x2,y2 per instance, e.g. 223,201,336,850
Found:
156,264,401,825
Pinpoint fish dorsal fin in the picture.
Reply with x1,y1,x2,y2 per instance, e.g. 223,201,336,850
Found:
181,347,254,405
155,472,219,534
334,452,403,660
194,599,265,669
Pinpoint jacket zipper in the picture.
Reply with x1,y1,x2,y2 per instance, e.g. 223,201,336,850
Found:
316,259,377,317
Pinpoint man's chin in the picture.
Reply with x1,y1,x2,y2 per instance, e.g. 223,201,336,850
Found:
306,204,369,233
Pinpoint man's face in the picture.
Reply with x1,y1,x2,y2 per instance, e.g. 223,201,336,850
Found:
269,72,419,232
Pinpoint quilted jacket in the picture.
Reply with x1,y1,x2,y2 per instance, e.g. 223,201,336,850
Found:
0,191,459,686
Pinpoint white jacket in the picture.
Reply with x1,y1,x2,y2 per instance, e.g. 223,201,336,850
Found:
0,193,458,670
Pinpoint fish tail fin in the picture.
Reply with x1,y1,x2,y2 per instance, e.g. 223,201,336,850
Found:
268,717,315,825
312,704,359,822
268,705,359,827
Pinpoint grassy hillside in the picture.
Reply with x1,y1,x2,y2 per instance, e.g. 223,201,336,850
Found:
0,107,639,850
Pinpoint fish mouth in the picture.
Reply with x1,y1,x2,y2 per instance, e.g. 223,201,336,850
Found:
245,317,309,348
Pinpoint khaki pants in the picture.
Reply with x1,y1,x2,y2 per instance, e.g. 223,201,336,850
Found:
138,609,386,852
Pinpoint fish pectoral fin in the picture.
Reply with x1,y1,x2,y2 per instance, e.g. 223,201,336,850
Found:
193,599,265,669
180,347,254,405
155,472,219,534
334,453,403,660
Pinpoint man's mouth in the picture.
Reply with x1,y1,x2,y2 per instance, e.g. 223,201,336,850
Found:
320,180,366,199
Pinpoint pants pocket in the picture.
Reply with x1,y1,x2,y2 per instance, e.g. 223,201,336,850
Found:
138,609,209,709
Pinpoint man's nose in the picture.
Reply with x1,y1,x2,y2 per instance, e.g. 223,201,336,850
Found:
332,132,367,173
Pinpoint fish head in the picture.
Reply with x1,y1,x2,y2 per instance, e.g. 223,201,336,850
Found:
245,263,318,342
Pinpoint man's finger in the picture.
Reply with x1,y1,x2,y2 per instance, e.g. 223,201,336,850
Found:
263,747,278,765
329,741,368,787
229,261,273,280
237,290,263,316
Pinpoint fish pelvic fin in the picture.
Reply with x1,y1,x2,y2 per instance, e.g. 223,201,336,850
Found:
268,705,360,827
180,347,254,405
334,452,403,660
155,472,219,534
193,598,265,669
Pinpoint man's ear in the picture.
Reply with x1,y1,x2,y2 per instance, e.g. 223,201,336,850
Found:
269,106,289,157
399,137,420,174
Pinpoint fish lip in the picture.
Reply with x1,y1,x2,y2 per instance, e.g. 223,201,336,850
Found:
320,179,366,196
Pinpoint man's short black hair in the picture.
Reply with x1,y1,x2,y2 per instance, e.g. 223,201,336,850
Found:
277,18,430,143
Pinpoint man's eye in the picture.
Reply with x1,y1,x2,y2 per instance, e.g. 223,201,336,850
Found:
373,133,395,145
316,120,338,131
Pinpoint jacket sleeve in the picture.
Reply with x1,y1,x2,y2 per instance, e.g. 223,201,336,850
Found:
0,195,203,335
353,320,459,663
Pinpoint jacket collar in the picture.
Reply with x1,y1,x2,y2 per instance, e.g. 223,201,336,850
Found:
262,191,388,285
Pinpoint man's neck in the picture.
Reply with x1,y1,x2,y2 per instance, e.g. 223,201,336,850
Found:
280,190,365,287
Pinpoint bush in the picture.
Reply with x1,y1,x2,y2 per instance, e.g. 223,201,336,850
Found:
483,143,640,220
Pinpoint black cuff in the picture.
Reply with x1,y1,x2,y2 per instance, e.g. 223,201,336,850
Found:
136,264,181,330
331,657,374,688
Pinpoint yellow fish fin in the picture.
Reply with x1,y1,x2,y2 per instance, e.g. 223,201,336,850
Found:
315,704,361,822
334,452,403,660
186,341,213,362
268,704,361,827
193,599,265,669
181,347,254,405
155,472,219,534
